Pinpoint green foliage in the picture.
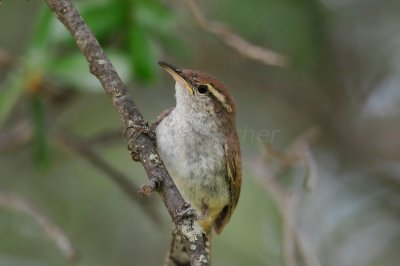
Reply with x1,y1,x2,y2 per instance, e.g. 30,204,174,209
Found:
0,0,183,169
0,68,28,125
29,8,54,53
50,51,131,92
80,2,126,38
30,93,50,170
0,8,53,125
128,23,156,82
75,0,183,82
1,0,183,96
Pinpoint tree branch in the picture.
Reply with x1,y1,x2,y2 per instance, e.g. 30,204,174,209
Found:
0,190,78,261
85,129,123,146
55,130,161,225
185,0,289,68
0,120,160,223
45,1,208,265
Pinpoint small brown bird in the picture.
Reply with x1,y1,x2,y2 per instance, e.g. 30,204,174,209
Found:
156,62,242,266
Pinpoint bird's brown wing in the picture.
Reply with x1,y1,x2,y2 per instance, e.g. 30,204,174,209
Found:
213,131,242,234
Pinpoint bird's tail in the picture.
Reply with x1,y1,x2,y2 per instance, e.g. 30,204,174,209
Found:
164,231,211,266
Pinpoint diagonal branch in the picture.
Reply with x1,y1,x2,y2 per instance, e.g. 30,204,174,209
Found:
85,129,123,146
55,130,161,224
185,0,289,68
45,1,209,265
0,190,78,261
0,120,160,223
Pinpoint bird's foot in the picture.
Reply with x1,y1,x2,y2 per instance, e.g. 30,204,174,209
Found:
174,202,198,224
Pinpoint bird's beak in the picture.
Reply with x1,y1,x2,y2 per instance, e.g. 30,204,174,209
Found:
158,61,194,94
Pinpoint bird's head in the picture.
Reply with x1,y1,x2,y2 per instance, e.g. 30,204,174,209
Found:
159,61,235,117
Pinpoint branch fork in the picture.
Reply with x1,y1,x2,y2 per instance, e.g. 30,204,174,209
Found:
139,177,160,196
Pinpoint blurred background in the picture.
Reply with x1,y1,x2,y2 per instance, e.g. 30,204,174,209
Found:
1,0,400,265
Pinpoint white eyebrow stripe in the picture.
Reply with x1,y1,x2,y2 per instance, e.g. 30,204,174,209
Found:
208,85,233,112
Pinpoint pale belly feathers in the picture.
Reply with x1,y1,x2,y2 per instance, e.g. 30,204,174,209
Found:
155,110,229,218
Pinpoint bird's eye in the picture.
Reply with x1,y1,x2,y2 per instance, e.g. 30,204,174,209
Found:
197,85,208,94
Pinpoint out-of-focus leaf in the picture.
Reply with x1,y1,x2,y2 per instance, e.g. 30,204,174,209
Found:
128,24,156,82
0,8,53,125
49,51,131,92
135,2,173,35
135,1,188,59
0,69,28,125
79,2,128,40
30,94,50,170
157,33,189,60
29,7,53,53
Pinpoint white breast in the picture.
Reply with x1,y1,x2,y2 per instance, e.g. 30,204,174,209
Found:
155,107,229,213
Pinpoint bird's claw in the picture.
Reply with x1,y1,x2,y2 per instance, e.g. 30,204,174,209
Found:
128,122,156,140
174,202,198,224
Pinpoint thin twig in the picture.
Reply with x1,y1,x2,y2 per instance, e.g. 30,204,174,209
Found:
45,1,208,265
0,190,78,261
248,127,321,266
0,120,161,224
55,130,161,224
185,0,289,68
282,194,297,266
86,129,123,146
261,126,320,189
251,158,319,266
296,231,321,266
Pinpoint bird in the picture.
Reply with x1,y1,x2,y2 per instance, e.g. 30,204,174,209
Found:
154,61,242,266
